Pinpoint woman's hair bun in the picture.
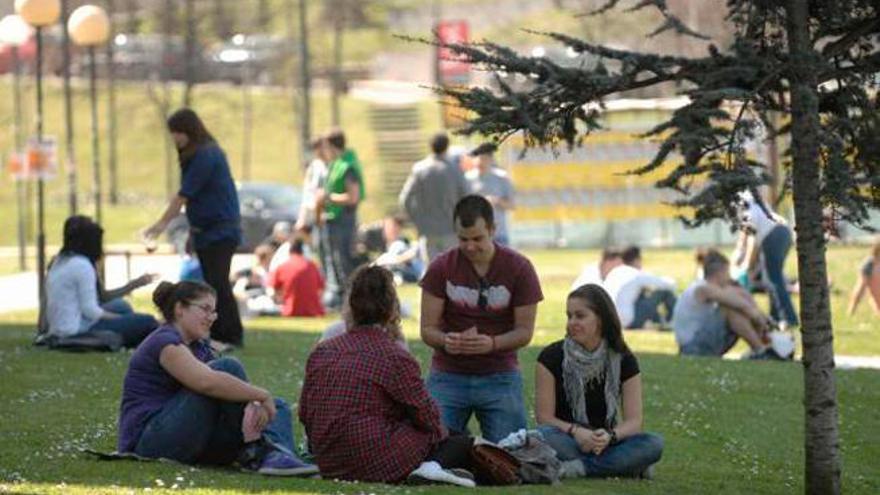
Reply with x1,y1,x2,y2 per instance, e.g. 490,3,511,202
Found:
152,281,176,309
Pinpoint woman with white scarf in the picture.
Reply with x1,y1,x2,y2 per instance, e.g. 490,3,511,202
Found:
535,284,663,479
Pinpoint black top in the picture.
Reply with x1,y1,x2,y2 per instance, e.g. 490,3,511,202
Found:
537,340,640,429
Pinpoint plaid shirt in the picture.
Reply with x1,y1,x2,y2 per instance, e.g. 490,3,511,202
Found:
299,326,446,483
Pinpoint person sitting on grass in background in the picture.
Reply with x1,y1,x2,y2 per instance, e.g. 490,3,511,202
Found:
602,245,677,329
672,250,780,359
570,248,623,291
117,280,316,476
45,215,159,348
300,266,479,487
232,244,279,317
535,284,664,479
268,238,325,317
848,238,880,317
372,215,425,284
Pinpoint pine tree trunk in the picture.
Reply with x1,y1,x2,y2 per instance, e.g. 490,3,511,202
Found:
784,1,841,494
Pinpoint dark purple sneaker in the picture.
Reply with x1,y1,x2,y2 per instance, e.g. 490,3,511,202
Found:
258,450,319,477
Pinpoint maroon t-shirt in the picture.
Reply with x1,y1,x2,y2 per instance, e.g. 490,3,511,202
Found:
420,243,543,375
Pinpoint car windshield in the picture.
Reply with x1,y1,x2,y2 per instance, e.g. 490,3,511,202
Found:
239,184,301,211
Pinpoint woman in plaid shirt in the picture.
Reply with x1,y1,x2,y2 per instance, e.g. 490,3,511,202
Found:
299,266,477,486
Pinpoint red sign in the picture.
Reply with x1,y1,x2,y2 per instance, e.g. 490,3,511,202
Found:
436,20,470,85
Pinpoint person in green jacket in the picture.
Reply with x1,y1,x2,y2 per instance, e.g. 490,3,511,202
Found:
316,129,365,309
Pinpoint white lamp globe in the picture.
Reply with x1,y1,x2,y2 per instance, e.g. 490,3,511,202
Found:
68,5,110,47
0,15,34,46
14,0,61,28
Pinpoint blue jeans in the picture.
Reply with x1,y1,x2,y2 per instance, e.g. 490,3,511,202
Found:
323,211,358,309
427,370,527,443
760,225,799,326
630,289,677,329
134,357,295,465
89,299,158,348
679,307,738,356
537,425,663,477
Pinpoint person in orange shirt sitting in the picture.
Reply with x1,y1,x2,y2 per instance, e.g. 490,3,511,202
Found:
268,238,325,317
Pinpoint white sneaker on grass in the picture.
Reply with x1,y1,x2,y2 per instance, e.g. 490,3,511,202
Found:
407,461,476,488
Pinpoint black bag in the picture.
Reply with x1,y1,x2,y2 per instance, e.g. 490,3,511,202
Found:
43,331,123,352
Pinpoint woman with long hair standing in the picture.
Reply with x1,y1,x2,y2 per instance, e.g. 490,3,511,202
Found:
144,108,244,349
535,284,663,479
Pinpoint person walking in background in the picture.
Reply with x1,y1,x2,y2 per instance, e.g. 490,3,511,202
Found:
144,108,244,350
399,132,470,261
673,250,781,359
45,216,158,348
268,238,325,317
419,195,543,442
603,245,677,329
465,143,515,246
118,280,316,476
316,129,365,310
736,191,799,330
535,284,663,479
294,137,329,269
848,238,880,316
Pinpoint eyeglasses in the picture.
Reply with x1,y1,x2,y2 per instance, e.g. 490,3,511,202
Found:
189,302,217,316
477,278,489,311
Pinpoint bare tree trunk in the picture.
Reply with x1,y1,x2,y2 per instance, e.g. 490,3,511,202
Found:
257,0,271,31
212,0,234,39
784,1,841,494
125,0,140,33
331,12,343,126
183,0,196,107
106,0,119,204
162,0,176,197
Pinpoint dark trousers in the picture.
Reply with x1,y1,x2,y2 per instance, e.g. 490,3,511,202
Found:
197,240,243,346
630,288,677,329
323,212,357,309
428,434,475,470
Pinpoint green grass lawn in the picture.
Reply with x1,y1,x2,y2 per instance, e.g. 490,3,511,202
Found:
0,247,878,494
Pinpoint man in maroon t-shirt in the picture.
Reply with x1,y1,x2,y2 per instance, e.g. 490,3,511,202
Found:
268,239,325,317
419,195,543,442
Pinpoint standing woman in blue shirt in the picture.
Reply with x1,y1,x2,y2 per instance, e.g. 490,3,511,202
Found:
144,108,244,348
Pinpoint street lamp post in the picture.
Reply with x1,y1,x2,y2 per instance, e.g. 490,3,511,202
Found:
0,14,34,272
15,0,61,323
68,5,110,225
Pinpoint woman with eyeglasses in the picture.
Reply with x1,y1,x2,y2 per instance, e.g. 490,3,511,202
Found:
117,280,316,476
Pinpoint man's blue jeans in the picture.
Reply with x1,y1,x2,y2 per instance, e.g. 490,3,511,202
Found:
134,357,295,465
537,425,663,477
630,289,677,329
760,225,799,326
427,370,527,443
88,299,158,348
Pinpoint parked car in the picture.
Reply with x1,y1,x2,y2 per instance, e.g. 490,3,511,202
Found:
208,34,293,85
167,182,302,253
76,33,211,82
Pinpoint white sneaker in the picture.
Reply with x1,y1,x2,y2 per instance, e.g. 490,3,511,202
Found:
407,461,476,488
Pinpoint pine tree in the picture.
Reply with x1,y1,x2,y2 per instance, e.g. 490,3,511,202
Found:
437,1,879,493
